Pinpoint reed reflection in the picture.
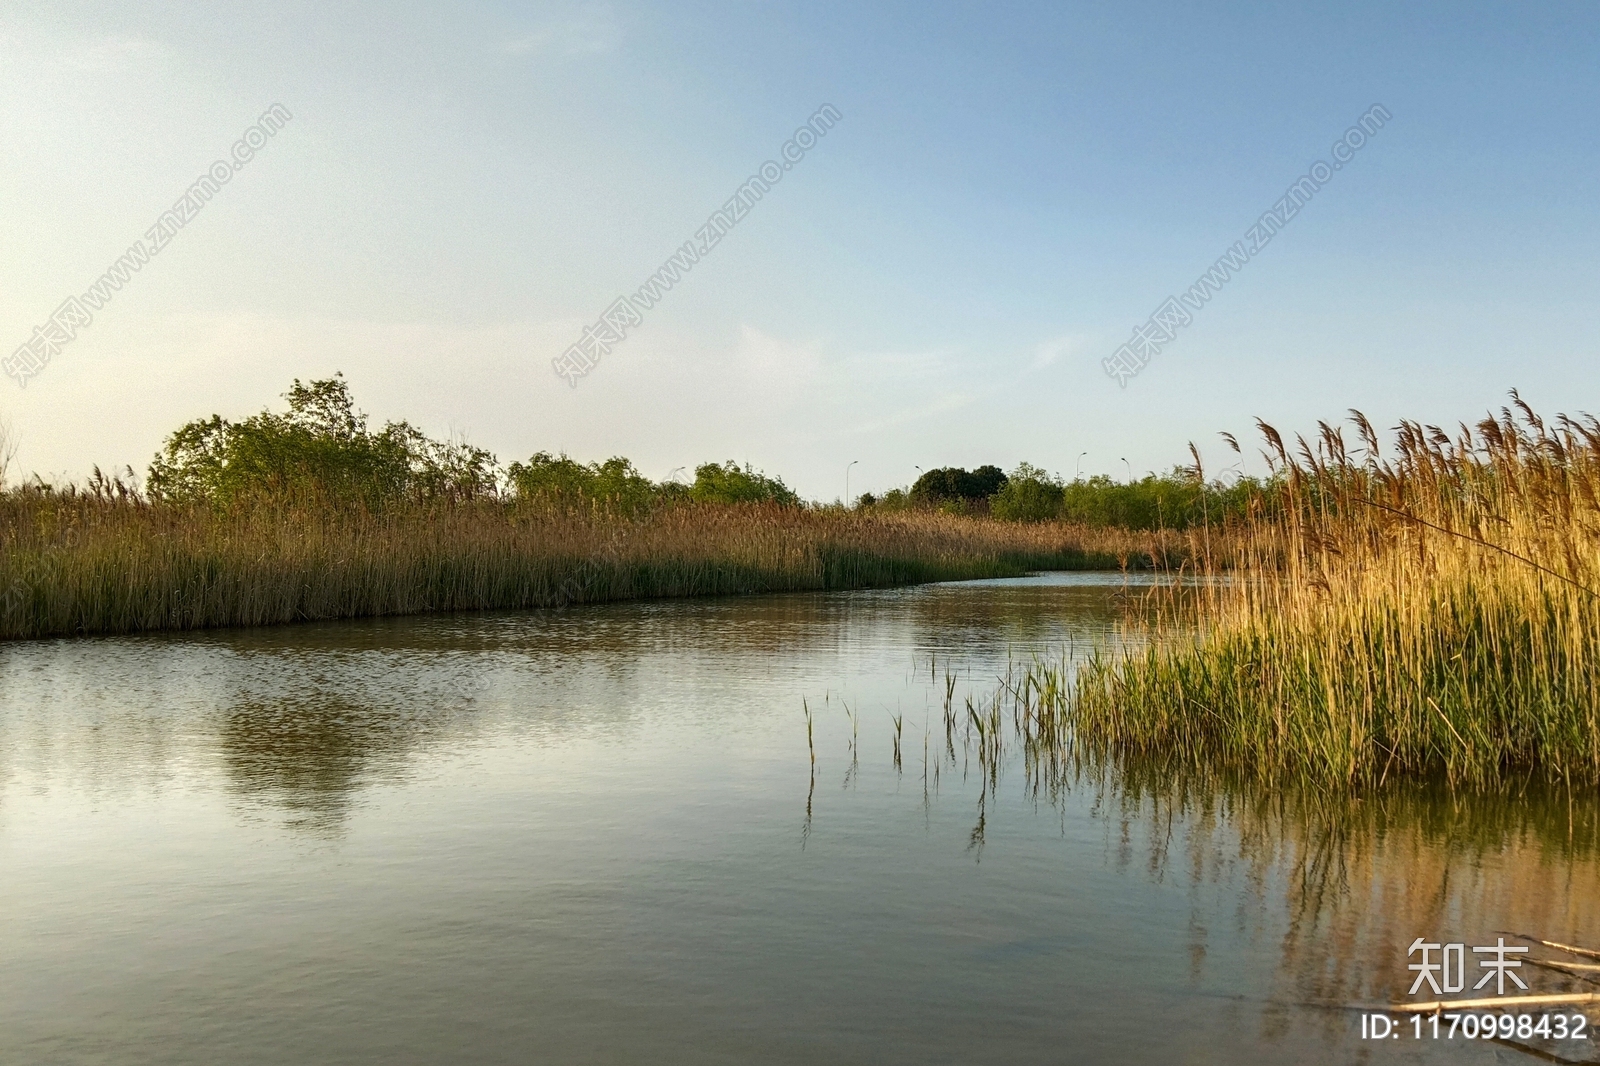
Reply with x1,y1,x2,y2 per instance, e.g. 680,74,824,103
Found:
898,657,1600,1051
1097,759,1600,1012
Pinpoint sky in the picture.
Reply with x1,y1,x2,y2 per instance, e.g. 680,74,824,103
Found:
2,1,1597,501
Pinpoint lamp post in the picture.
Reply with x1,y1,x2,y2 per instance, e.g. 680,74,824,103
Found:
1120,457,1132,482
1074,452,1088,481
846,460,859,506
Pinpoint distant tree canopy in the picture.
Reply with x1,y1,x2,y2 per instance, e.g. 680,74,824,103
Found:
878,460,1266,528
142,374,1259,528
505,453,665,516
146,375,801,514
910,465,1008,504
989,462,1065,522
147,375,496,506
690,461,800,506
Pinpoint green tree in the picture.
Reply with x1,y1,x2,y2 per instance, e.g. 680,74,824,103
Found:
990,462,1065,522
690,461,800,506
506,453,659,515
147,374,496,507
910,465,1008,506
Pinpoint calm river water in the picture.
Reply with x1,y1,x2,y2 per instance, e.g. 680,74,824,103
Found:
2,573,1596,1064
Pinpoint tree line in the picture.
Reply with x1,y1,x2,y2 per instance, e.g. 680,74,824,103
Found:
146,375,799,511
861,463,1264,529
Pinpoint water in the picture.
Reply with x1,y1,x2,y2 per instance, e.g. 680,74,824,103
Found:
2,573,1596,1064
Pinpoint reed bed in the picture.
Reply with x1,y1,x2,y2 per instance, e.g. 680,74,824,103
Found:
0,489,1183,640
1031,397,1600,787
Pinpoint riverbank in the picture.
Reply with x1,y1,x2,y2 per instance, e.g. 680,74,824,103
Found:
0,492,1192,640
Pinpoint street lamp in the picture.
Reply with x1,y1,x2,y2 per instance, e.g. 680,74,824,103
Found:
1120,457,1132,482
846,460,859,505
1074,452,1088,481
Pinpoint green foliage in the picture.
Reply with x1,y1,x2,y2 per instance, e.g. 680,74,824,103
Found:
505,453,659,515
138,373,1267,532
147,374,497,508
873,460,1264,529
990,463,1065,522
690,461,800,506
1058,469,1263,530
874,488,912,511
141,374,815,520
910,465,1008,504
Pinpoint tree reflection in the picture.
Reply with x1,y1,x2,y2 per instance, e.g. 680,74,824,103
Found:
221,697,420,832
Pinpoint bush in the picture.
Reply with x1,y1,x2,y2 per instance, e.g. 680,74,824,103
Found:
1058,469,1263,530
990,463,1065,522
147,375,496,507
506,453,658,515
690,461,800,506
910,465,1008,505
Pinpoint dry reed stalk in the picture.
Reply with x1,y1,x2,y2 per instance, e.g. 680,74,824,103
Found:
1389,993,1600,1013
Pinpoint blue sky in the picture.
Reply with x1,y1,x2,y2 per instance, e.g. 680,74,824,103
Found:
2,1,1597,499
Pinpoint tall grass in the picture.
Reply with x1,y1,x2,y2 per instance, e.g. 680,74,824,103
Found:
0,484,1182,640
1041,396,1600,787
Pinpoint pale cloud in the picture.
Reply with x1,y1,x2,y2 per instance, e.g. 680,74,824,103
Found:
498,4,620,57
730,324,826,392
848,390,977,436
721,325,976,437
0,35,168,73
1030,333,1086,370
499,31,553,55
61,36,164,72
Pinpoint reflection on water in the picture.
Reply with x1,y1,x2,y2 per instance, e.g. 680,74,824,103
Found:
1,573,1595,1065
918,656,1600,1059
221,696,446,831
1102,765,1600,1026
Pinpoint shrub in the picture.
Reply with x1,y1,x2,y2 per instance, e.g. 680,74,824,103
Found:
990,463,1065,522
147,375,496,507
507,453,658,515
690,461,800,506
910,465,1007,505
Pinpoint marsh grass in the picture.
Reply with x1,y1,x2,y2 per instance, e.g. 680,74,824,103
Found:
1054,396,1600,787
0,486,1182,640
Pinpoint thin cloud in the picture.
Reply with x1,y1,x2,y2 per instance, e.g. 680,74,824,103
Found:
1030,333,1086,370
1,35,167,73
497,5,620,57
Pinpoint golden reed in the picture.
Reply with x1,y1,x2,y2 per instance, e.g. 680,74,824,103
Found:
1060,396,1600,787
0,488,1185,640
